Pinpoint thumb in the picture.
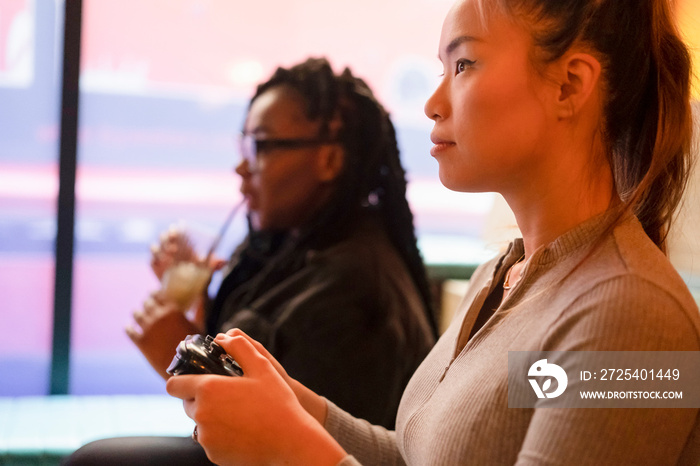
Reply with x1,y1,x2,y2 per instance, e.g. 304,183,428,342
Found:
210,258,227,271
218,329,289,379
216,334,274,378
166,374,200,401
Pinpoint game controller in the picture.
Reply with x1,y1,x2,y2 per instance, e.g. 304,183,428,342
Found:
167,334,244,377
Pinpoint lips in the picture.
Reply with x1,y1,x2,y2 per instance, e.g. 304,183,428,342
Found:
239,186,256,210
429,133,455,157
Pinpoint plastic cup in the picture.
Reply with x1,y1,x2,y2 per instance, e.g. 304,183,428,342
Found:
160,261,212,310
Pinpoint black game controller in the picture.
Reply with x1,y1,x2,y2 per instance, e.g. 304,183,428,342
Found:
167,334,244,377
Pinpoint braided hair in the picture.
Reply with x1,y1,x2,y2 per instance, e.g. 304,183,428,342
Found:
243,57,437,336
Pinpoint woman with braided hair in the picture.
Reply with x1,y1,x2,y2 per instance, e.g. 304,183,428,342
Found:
64,58,436,465
166,0,700,464
199,57,438,424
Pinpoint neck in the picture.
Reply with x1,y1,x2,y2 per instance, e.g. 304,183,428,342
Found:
502,138,617,258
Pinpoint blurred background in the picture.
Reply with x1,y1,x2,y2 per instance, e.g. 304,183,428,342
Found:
1,0,699,401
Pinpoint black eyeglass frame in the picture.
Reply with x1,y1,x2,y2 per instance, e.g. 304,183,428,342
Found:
237,133,341,171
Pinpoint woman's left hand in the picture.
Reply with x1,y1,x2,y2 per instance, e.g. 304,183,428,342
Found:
126,291,200,379
166,333,347,466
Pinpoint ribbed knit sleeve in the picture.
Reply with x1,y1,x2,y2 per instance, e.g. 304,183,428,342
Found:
325,399,404,466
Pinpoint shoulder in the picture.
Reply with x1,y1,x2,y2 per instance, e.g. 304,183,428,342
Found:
543,217,700,351
307,219,412,287
612,216,696,306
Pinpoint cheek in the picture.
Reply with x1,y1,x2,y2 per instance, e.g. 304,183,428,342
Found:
445,82,547,191
253,165,318,230
254,176,289,227
471,80,545,150
452,89,509,166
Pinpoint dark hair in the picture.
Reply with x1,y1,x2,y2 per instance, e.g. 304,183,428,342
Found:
490,0,694,252
246,57,437,335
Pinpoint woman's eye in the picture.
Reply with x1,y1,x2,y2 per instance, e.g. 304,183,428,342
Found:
455,59,476,74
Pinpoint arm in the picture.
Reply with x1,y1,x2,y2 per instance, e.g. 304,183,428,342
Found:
517,276,700,465
166,332,348,466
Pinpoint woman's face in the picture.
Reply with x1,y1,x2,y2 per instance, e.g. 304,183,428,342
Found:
236,85,338,231
425,0,558,195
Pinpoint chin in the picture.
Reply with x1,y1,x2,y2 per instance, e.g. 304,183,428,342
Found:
249,211,263,231
438,169,469,193
438,171,490,194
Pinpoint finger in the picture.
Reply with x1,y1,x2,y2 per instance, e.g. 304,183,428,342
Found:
209,258,227,271
166,374,199,402
151,249,167,266
144,295,157,308
168,375,226,422
167,224,182,237
226,330,279,369
125,323,142,342
221,328,253,339
233,330,289,378
218,329,276,365
216,335,273,378
151,290,167,305
163,243,178,255
160,230,170,244
183,400,199,429
132,309,146,327
153,241,172,258
151,251,169,279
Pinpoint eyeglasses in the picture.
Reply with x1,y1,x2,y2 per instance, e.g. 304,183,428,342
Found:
237,133,339,172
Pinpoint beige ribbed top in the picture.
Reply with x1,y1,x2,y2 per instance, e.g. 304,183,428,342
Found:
326,212,700,465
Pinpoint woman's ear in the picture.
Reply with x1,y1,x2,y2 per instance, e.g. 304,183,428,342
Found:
315,144,345,182
554,52,602,120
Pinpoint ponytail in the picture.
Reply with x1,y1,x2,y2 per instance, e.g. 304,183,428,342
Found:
495,0,694,252
626,0,693,251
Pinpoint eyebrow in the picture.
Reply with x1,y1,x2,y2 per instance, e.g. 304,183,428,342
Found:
242,125,270,136
440,35,481,59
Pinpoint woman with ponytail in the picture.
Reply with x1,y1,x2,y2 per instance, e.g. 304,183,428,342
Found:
166,1,700,464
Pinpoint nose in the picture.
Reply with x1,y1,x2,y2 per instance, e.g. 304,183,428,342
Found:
424,79,448,121
234,158,251,177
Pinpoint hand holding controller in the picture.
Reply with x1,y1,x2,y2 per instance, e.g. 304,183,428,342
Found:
167,334,244,377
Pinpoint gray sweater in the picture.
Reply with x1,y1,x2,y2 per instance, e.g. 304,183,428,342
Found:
326,211,700,465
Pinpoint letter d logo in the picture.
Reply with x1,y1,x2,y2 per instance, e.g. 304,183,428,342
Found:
528,359,568,399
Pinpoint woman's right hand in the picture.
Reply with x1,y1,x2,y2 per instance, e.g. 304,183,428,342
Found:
150,227,199,281
166,332,347,466
217,329,329,425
